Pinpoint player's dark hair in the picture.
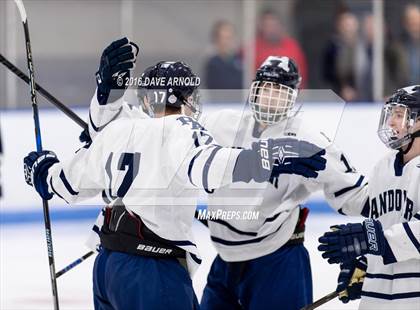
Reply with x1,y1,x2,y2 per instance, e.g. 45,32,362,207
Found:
153,105,181,115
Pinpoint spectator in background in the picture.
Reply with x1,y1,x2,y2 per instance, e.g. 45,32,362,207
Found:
322,11,365,102
204,20,243,89
400,4,420,85
359,14,408,101
254,9,308,87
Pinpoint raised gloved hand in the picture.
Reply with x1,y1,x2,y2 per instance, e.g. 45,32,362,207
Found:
24,150,59,200
336,256,367,303
233,138,326,183
318,219,395,264
96,37,139,105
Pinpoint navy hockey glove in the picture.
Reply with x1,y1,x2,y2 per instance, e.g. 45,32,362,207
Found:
233,138,326,183
96,37,139,105
24,150,59,200
336,256,367,303
318,219,396,264
271,138,326,179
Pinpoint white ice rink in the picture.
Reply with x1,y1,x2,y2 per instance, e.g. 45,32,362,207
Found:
1,214,363,310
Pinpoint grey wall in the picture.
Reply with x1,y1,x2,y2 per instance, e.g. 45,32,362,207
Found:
0,0,243,108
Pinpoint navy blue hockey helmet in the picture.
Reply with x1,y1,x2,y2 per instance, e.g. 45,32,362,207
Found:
137,61,201,119
378,85,420,150
249,56,302,124
254,56,301,89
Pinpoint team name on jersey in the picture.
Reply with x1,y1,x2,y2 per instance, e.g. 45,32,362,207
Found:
367,189,415,220
177,116,214,146
177,116,206,130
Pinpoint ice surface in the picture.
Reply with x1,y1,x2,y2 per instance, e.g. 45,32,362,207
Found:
1,214,361,310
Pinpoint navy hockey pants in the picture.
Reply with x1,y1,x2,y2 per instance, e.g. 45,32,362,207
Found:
93,248,199,310
200,244,313,310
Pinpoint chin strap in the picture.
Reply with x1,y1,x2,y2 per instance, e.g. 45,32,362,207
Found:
401,130,420,154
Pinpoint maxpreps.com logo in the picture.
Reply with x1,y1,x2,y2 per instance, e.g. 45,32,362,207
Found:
196,209,259,221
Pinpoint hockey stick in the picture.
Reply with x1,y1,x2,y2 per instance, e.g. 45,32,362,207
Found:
56,251,95,278
13,1,59,308
1,50,97,277
0,53,87,130
300,291,339,310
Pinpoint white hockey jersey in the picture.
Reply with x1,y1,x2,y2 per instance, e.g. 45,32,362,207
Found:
199,109,370,261
358,151,420,310
47,112,242,274
87,90,370,262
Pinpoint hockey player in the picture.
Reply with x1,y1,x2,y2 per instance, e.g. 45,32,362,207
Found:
23,39,326,310
197,57,371,310
86,50,371,309
318,85,420,310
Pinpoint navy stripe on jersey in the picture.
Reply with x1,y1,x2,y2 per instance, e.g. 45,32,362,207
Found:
337,208,346,215
188,150,203,187
360,198,370,217
263,210,283,224
193,136,200,148
334,175,365,197
189,253,202,265
92,224,100,235
403,222,420,253
361,290,420,300
101,190,112,204
59,170,79,195
89,107,123,132
209,218,258,237
414,213,420,220
49,178,68,203
202,145,222,194
366,272,420,280
210,221,284,246
89,111,100,132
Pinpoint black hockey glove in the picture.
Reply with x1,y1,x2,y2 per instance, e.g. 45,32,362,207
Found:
318,219,396,264
24,150,59,200
336,256,367,303
96,37,139,105
233,138,326,183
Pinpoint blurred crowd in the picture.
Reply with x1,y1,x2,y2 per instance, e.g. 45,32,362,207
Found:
203,4,419,102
